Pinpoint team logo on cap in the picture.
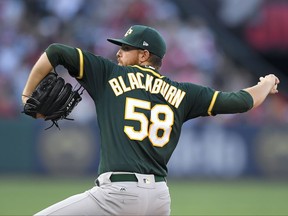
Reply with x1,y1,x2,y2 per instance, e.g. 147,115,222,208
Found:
143,41,149,46
124,27,133,37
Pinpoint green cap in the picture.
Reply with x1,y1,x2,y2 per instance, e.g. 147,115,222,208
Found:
107,25,166,59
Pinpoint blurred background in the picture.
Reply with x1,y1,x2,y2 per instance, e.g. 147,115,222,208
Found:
1,0,288,215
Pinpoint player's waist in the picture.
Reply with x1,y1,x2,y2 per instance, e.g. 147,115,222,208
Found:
95,172,166,186
110,173,166,182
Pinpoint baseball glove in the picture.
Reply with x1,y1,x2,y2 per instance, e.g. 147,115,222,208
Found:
22,72,83,129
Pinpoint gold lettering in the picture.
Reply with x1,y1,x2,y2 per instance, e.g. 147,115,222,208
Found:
118,76,131,92
108,78,123,96
151,79,163,94
171,90,186,108
165,86,177,103
136,73,145,89
145,74,154,92
128,73,140,89
160,81,170,97
108,73,186,108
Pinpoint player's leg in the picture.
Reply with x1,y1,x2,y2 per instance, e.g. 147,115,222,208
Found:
34,184,144,215
34,187,110,216
146,182,171,215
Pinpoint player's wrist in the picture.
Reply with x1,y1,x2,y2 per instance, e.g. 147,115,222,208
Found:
22,94,30,104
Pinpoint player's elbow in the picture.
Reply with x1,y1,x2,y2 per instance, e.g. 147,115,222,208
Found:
235,90,254,112
45,43,64,56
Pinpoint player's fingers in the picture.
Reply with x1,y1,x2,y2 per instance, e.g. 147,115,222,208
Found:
275,76,280,84
258,76,264,85
271,83,279,94
36,113,45,119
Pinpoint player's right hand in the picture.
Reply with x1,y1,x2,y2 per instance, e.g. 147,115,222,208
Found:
258,74,280,94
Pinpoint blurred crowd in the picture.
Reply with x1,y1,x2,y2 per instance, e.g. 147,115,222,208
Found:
0,0,287,124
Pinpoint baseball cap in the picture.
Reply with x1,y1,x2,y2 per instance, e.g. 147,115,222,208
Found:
107,25,166,59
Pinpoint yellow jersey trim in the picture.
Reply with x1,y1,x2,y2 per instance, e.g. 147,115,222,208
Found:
131,65,164,78
76,48,84,79
208,91,219,116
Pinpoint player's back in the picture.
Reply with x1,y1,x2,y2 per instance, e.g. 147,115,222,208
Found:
96,64,188,176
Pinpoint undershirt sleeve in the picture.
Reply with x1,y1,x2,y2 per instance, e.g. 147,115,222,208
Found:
211,90,254,115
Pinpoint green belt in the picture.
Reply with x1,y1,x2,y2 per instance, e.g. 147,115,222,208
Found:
110,174,166,182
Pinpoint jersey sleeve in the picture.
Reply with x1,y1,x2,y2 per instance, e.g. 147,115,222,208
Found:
182,83,254,120
182,83,216,119
45,43,116,100
46,43,80,76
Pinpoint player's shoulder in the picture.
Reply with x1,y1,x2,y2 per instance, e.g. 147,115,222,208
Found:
162,76,190,89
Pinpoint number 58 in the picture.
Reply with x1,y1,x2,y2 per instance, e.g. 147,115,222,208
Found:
124,97,174,147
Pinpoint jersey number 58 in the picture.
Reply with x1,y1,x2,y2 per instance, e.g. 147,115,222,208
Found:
124,97,174,147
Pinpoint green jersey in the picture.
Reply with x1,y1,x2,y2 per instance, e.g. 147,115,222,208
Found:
46,43,253,177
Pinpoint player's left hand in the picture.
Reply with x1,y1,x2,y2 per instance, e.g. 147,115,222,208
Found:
22,72,83,129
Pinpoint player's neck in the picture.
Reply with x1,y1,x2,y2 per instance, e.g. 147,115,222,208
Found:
139,63,156,70
144,65,155,70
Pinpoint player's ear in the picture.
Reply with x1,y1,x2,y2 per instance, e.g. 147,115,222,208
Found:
139,50,150,62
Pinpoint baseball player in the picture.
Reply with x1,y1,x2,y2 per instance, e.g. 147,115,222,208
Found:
22,25,279,215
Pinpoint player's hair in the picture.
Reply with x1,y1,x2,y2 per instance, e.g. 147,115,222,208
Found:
148,54,162,69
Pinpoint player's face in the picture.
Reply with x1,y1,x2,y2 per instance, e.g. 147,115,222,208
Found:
116,45,144,66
